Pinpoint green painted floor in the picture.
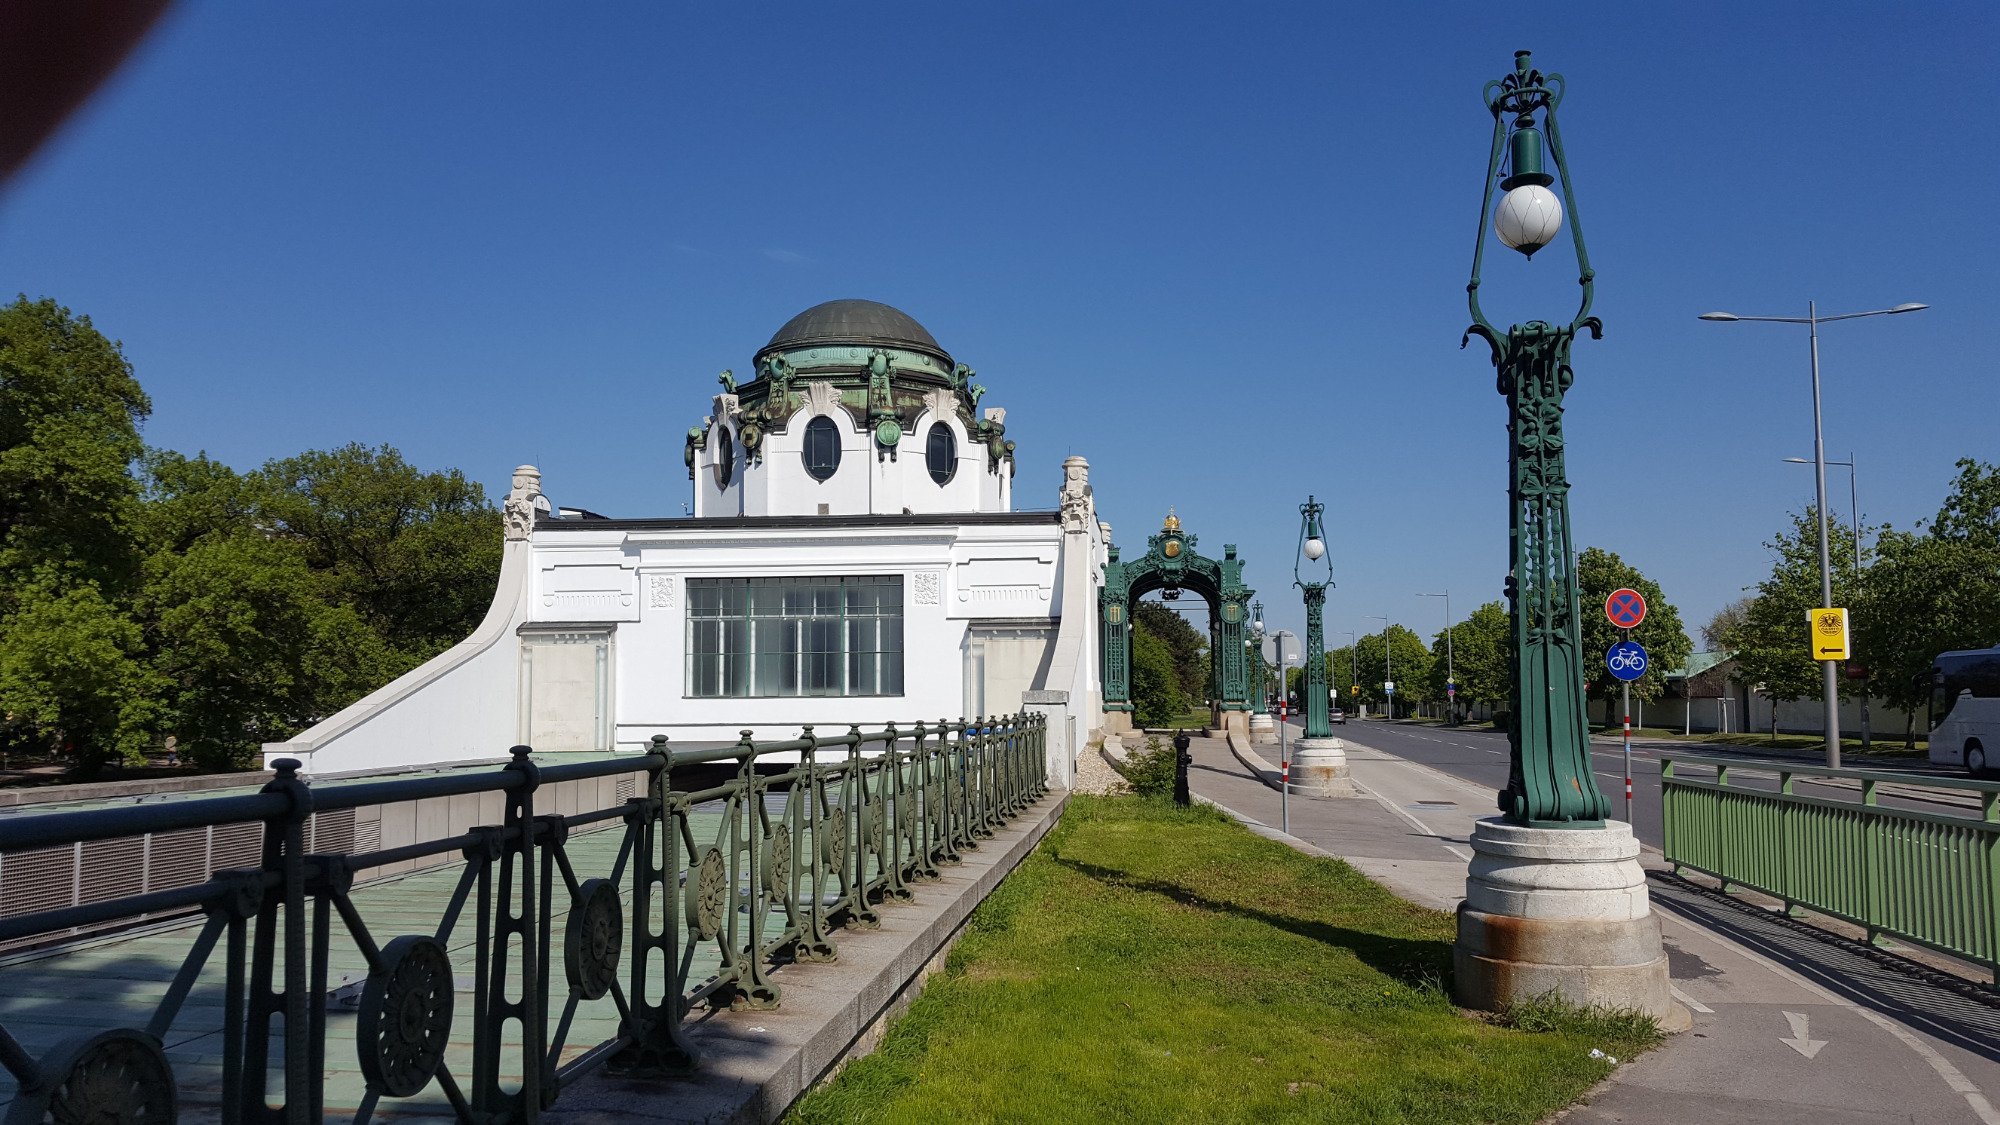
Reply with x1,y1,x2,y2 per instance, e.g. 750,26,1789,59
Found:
0,807,880,1120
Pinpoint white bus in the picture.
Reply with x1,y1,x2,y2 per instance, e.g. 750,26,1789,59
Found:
1929,646,2000,776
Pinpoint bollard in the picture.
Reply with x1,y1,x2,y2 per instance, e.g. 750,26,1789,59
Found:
1172,729,1192,806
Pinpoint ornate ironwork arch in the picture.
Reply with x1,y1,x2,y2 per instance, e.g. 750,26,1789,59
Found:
1100,517,1255,719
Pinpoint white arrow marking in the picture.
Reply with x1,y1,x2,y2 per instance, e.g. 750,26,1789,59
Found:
1780,1011,1828,1058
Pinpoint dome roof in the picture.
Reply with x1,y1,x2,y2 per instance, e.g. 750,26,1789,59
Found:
760,299,947,360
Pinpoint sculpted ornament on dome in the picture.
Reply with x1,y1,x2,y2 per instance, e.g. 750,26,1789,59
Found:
717,369,737,394
805,380,841,414
1059,456,1093,533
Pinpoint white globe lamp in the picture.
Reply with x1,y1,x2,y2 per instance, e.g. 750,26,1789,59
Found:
1303,536,1326,561
1494,184,1563,257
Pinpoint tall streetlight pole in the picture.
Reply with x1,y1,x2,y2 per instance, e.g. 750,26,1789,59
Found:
1250,600,1269,714
1419,592,1453,722
1341,631,1358,716
1701,303,1925,768
1295,497,1334,740
1784,454,1868,749
1450,49,1679,1031
1366,614,1392,720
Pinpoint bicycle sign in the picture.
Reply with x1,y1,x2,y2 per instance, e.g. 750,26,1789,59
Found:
1606,639,1648,682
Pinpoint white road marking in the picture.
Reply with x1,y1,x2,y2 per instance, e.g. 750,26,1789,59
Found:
1351,777,1473,861
1669,911,1999,1124
1669,985,1714,1014
1779,1010,1828,1058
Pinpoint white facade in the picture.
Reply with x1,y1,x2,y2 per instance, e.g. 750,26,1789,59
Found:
265,301,1105,780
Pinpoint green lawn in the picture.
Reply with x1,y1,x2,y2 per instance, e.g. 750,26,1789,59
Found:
789,796,1656,1125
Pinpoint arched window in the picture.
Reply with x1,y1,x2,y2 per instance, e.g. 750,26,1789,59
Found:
713,425,734,488
802,415,841,481
925,423,957,485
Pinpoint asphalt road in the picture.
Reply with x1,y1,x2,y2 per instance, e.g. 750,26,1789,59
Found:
1286,718,1980,850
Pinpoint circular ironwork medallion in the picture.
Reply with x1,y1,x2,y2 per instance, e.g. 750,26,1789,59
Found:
820,813,848,871
564,878,623,1001
24,1028,175,1125
685,848,728,940
356,935,455,1098
763,825,792,904
874,419,901,447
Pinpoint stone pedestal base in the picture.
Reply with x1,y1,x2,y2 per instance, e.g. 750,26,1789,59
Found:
1103,711,1134,735
1248,713,1276,744
1217,710,1249,741
1452,818,1688,1031
1291,737,1355,798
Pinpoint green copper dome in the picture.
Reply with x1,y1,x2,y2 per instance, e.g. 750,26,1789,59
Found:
757,299,950,366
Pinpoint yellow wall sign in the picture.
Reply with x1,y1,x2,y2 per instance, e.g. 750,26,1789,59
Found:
1809,608,1850,661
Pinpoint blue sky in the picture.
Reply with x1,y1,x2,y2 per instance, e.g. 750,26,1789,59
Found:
4,2,1994,651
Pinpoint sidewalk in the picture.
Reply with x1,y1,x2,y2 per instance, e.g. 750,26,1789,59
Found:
1181,731,2000,1125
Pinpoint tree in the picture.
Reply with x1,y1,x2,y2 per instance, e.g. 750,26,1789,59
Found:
1130,626,1188,728
1730,508,1863,733
1857,459,2000,744
1702,597,1752,649
1133,599,1209,705
1429,601,1509,710
1576,548,1691,719
0,298,153,770
1353,626,1432,716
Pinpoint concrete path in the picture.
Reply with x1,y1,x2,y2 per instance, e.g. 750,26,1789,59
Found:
1182,731,2000,1125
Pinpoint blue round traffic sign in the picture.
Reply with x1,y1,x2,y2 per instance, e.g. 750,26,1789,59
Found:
1606,640,1648,682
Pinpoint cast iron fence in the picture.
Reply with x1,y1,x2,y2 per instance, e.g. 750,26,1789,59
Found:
0,713,1047,1123
1660,754,1999,984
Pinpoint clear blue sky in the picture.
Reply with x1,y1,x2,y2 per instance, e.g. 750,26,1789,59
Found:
4,2,1994,652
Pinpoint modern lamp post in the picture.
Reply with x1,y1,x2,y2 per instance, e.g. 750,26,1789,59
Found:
1366,615,1392,720
1783,454,1869,749
1452,50,1682,1028
1419,591,1454,722
1250,599,1270,715
1700,302,1925,768
1291,496,1352,797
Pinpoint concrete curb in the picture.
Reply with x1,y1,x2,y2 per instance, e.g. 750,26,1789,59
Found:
1224,728,1282,789
549,791,1070,1124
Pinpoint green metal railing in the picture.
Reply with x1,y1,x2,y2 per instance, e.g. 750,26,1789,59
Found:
0,713,1048,1123
1661,754,2000,984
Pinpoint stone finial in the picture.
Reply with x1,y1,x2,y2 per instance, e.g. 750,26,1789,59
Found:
504,464,543,542
1060,455,1094,534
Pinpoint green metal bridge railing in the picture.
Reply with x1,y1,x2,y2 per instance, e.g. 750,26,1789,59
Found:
0,712,1049,1123
1660,754,2000,985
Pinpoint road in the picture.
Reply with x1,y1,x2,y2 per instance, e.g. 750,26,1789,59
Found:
1284,718,1978,849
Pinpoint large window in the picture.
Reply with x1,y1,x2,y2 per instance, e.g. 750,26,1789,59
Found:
803,415,841,481
686,576,904,698
713,425,734,488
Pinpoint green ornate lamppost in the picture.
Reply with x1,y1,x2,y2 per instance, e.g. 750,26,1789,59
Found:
1294,497,1333,740
1451,51,1680,1028
1462,49,1610,829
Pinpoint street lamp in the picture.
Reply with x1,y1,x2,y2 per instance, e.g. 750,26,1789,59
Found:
1451,48,1680,1031
1341,630,1358,716
1782,455,1868,748
1250,599,1270,715
1462,49,1608,828
1701,302,1925,768
1419,592,1454,722
1295,497,1334,739
1366,614,1392,720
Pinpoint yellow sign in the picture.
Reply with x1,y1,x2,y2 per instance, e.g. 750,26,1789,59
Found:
1809,607,1850,661
1351,685,1360,695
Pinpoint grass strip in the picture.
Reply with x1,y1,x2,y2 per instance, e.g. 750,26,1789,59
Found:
790,795,1657,1124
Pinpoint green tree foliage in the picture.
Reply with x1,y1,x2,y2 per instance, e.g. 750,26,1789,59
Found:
1130,626,1189,728
1728,508,1862,723
0,298,505,773
0,298,154,770
1352,626,1432,715
1857,459,2000,739
1576,548,1691,711
1133,599,1209,705
1429,601,1510,709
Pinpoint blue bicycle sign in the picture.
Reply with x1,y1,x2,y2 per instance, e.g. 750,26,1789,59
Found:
1606,640,1648,682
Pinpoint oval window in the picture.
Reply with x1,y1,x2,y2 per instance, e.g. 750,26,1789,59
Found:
713,425,734,488
926,423,956,485
802,415,841,482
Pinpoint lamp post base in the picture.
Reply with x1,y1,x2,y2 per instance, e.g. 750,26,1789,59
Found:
1291,737,1355,798
1451,818,1689,1031
1248,712,1277,744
